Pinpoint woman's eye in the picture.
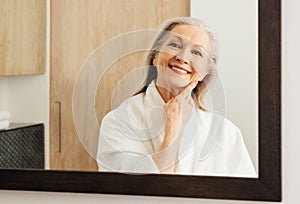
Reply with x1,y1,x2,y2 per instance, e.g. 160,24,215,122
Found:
192,50,203,57
168,42,181,49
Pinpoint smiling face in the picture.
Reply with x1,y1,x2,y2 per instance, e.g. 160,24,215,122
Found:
153,24,210,95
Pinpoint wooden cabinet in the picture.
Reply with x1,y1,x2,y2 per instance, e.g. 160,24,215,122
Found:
0,0,46,75
50,0,190,171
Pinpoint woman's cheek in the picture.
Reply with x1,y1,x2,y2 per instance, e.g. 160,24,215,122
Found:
192,62,208,81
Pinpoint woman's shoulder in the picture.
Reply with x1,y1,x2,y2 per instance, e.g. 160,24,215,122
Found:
101,92,147,126
114,92,147,113
195,109,248,162
196,109,242,136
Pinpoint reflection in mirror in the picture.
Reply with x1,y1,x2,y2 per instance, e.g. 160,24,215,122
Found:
0,0,258,178
74,17,257,177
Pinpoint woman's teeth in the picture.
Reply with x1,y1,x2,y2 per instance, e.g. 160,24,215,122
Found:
171,66,188,74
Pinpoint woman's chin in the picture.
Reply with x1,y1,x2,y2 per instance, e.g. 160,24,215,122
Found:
168,81,190,95
173,77,191,87
156,76,191,95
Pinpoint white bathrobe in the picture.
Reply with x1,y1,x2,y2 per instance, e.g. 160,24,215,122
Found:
97,82,257,177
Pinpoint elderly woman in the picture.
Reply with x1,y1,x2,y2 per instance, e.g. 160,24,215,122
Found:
97,17,256,177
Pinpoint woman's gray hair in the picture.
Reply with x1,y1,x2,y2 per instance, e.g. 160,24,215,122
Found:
138,17,219,111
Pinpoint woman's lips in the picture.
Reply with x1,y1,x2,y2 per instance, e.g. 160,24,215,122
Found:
168,64,191,75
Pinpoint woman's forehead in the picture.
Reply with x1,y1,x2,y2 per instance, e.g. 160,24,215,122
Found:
168,24,210,49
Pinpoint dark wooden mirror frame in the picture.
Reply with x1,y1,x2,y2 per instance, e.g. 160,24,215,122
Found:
0,0,281,201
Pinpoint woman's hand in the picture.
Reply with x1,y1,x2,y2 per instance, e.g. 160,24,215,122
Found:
163,80,198,146
153,80,198,173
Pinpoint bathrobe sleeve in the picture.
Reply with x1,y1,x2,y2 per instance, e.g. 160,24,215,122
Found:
198,116,257,177
96,106,159,174
221,119,257,177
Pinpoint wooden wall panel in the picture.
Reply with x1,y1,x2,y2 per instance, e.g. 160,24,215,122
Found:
0,0,46,75
51,0,190,171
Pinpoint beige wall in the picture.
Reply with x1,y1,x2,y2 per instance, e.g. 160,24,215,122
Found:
0,0,299,203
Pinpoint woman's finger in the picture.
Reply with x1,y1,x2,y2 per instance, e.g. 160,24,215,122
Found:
177,80,198,101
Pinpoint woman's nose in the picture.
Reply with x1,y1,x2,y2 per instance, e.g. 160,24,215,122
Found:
175,50,190,64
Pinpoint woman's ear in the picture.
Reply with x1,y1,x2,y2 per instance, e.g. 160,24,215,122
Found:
199,69,210,81
153,53,157,66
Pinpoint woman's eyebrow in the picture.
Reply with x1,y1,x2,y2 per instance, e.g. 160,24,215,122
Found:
193,44,207,52
168,35,208,53
169,35,183,41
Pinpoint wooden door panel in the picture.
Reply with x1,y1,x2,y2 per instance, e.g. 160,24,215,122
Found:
50,0,190,171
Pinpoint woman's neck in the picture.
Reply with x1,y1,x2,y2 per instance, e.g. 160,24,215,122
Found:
156,85,178,103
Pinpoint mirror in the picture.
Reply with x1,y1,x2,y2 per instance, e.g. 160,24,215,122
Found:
0,0,281,201
50,0,258,176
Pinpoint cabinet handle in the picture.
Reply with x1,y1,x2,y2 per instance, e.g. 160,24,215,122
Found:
55,101,62,153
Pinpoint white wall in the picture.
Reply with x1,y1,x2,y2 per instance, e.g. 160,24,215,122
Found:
0,0,299,203
191,0,258,173
0,78,8,110
0,74,48,122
